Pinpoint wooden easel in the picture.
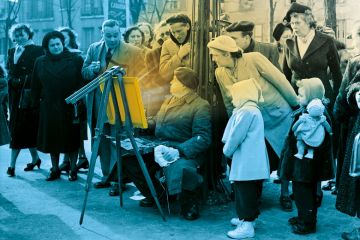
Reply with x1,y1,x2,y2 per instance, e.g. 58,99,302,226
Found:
66,66,166,224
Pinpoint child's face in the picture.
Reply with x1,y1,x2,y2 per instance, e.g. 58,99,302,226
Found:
356,91,360,109
297,87,308,106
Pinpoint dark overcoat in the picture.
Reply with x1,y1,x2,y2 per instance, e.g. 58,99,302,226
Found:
6,45,44,148
0,77,10,146
334,55,360,217
279,108,335,182
283,31,342,108
31,50,84,153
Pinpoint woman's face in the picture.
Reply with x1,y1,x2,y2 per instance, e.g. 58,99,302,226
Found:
128,30,143,47
13,29,29,45
210,49,234,68
297,86,308,106
290,14,311,38
170,77,189,98
279,28,293,47
61,31,70,48
48,38,64,55
139,25,151,44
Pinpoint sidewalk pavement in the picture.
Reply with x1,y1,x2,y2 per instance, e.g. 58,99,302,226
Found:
0,142,358,240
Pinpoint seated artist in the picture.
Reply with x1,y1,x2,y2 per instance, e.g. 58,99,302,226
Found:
115,67,212,220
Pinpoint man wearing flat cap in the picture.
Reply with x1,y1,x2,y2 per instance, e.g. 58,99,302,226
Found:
121,66,212,220
159,14,192,83
225,21,281,70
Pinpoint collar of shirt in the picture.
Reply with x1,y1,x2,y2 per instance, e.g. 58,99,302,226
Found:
297,29,315,58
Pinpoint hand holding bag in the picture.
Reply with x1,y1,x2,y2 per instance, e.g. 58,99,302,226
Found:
18,75,32,109
349,132,360,177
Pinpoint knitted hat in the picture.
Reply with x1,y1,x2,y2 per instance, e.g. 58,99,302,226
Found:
207,35,241,53
296,78,325,105
229,78,264,109
174,67,199,90
273,23,292,41
225,21,255,32
306,99,325,117
284,2,311,23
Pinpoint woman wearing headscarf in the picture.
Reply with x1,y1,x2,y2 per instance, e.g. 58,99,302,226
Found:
6,23,43,177
31,31,84,181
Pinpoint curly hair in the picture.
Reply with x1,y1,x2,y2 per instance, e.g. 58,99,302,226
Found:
57,27,79,49
137,22,154,45
290,10,317,29
9,23,34,40
123,26,145,45
42,31,65,51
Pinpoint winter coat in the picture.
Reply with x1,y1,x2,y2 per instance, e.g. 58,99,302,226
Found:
283,31,342,108
215,52,298,157
155,92,212,166
244,39,281,70
6,45,44,149
159,38,191,83
222,103,269,181
81,40,145,132
279,108,335,182
334,55,360,217
0,77,10,146
31,50,84,153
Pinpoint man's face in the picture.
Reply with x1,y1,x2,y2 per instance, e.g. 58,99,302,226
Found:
157,25,170,42
225,31,250,50
170,77,188,98
102,26,121,49
169,23,190,44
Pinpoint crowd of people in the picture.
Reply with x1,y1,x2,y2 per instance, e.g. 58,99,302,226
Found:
0,2,359,239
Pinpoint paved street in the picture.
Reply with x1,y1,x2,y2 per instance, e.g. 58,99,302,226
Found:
0,141,358,240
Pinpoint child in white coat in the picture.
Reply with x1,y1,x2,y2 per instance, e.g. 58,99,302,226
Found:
222,78,270,239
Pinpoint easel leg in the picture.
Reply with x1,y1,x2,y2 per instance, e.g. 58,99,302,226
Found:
110,83,124,207
80,80,112,225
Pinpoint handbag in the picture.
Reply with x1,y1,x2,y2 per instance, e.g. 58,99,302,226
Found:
349,132,360,177
18,75,32,109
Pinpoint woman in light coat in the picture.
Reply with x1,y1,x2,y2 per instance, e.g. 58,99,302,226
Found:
207,35,298,162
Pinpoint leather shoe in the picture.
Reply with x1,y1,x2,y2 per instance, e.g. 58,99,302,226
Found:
68,170,78,181
288,216,300,225
7,167,15,177
46,169,61,181
342,227,360,240
181,203,200,220
291,221,316,235
93,181,110,189
139,197,155,207
280,195,293,212
108,184,127,196
77,158,89,170
59,162,70,173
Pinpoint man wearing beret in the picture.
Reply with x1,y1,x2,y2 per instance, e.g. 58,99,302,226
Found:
159,14,192,83
121,67,212,220
225,21,281,70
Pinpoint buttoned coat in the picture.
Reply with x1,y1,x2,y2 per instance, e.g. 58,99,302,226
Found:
215,52,298,157
283,31,342,107
31,51,84,153
6,45,44,149
0,77,10,146
222,104,270,181
81,41,145,130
